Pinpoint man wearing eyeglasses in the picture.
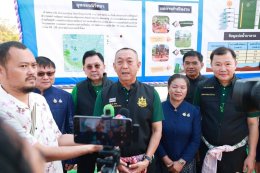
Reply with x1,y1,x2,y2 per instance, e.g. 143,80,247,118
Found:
71,50,113,173
34,56,75,172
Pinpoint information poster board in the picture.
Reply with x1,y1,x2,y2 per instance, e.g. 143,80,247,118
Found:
201,0,260,76
17,0,259,85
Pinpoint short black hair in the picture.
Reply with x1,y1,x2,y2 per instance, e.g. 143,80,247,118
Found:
167,74,190,91
82,50,104,65
183,51,203,63
0,41,27,67
210,47,236,62
36,56,56,69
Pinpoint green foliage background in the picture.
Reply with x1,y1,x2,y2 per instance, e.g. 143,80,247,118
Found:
0,24,19,43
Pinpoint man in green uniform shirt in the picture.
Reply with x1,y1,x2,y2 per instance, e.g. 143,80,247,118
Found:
194,47,259,173
93,47,164,173
71,50,113,173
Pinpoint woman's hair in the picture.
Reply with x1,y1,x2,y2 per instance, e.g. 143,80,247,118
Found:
167,74,190,91
0,119,33,173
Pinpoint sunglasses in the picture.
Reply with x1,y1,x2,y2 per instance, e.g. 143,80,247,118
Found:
86,64,101,70
37,71,55,77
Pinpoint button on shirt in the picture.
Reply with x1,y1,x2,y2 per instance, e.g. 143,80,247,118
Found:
0,86,63,173
122,86,130,104
219,85,231,121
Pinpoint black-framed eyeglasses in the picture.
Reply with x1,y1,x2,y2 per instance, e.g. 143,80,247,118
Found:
37,71,55,77
86,64,101,70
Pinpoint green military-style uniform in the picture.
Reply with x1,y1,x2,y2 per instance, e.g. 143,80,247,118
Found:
71,73,113,173
194,76,258,172
94,80,164,173
185,74,207,103
72,73,113,116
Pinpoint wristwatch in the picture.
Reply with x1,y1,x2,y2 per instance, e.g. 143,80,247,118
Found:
178,158,186,165
143,155,152,164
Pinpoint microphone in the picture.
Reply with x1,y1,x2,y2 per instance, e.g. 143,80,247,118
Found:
115,108,130,118
115,108,139,142
103,104,115,117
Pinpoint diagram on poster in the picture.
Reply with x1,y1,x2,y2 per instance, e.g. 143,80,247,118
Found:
220,0,260,30
202,0,260,73
63,34,104,72
33,0,142,77
145,1,199,76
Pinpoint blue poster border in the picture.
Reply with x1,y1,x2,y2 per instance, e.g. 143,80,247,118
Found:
17,0,259,85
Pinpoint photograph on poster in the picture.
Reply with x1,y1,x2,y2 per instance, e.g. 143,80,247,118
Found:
1,0,258,84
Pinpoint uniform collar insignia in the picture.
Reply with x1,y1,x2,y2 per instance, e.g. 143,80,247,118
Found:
53,98,57,103
182,112,190,117
53,98,63,104
137,96,147,108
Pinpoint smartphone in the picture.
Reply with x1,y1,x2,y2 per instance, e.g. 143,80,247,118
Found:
74,115,132,147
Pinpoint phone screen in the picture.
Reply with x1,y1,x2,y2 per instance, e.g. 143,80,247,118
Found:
74,116,132,146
